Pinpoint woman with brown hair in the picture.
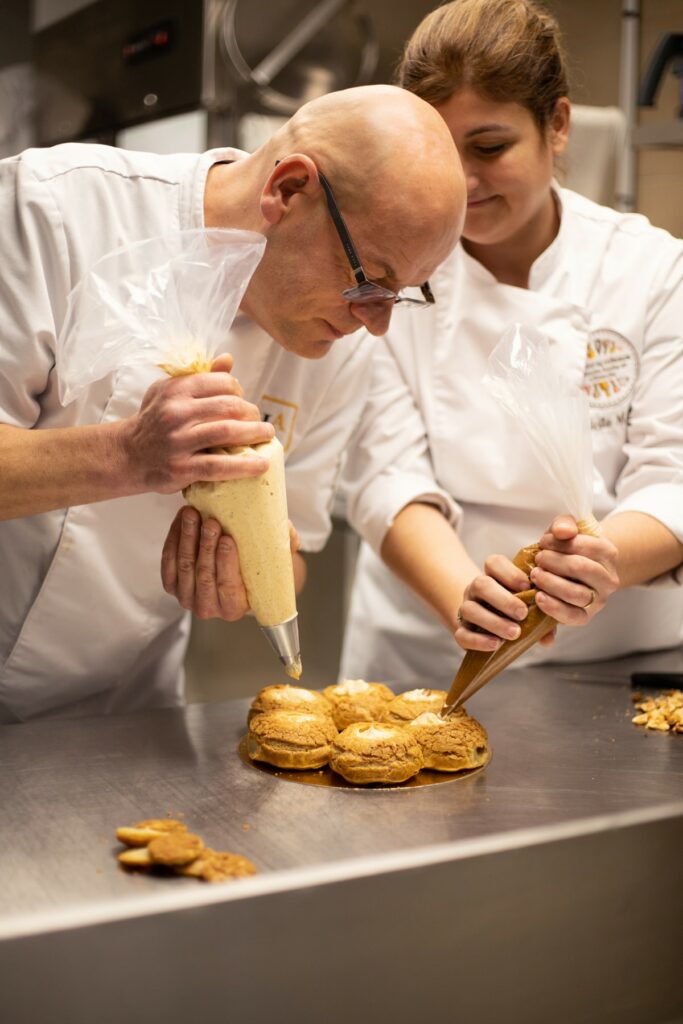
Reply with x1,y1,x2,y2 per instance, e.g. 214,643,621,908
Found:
340,0,683,684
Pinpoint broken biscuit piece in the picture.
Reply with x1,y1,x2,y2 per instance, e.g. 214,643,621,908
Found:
116,819,187,847
115,818,257,883
147,832,205,866
118,847,153,869
176,850,257,883
136,818,187,832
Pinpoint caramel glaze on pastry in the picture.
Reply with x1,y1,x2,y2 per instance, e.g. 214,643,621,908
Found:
248,710,338,770
406,712,490,772
329,722,424,785
248,684,334,723
323,679,395,730
382,688,452,724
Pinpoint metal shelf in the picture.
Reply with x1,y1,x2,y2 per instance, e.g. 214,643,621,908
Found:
632,119,683,147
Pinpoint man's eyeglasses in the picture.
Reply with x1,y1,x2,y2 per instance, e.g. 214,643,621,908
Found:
317,172,434,307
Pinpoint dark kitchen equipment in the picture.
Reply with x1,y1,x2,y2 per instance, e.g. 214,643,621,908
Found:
638,31,683,117
32,0,381,146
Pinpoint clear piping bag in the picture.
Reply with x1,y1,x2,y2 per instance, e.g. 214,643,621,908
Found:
56,229,302,678
442,323,599,716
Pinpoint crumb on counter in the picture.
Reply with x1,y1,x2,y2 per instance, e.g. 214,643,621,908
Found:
631,690,683,733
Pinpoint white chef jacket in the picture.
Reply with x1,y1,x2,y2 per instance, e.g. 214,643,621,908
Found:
0,144,373,721
341,187,683,684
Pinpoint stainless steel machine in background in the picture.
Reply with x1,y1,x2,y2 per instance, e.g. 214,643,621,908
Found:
33,0,436,150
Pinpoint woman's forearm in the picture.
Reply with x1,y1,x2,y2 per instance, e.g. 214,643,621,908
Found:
380,502,480,632
601,511,683,587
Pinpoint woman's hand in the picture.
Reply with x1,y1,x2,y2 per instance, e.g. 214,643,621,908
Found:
531,515,620,623
455,555,533,653
160,508,301,621
454,516,619,652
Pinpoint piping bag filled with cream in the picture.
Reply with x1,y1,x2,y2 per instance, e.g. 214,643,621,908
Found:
57,228,301,678
442,323,599,716
183,437,301,678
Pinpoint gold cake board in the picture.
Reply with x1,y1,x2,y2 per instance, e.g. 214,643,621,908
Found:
238,736,488,790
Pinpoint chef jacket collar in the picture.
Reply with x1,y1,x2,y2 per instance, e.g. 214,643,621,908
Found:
457,182,566,292
180,147,248,231
528,183,565,290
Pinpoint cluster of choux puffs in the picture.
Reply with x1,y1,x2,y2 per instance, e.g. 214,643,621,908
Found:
247,682,490,785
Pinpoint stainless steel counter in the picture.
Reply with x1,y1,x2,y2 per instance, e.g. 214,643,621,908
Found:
1,653,682,1024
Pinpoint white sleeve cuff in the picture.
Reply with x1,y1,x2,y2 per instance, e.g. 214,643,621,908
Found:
347,470,462,555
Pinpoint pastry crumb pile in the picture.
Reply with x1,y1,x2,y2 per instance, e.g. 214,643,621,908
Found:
631,690,683,733
116,818,256,883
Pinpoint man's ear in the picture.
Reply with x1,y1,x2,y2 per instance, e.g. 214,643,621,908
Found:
260,153,320,226
549,97,570,156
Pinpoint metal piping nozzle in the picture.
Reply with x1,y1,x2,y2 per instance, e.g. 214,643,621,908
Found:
260,614,302,680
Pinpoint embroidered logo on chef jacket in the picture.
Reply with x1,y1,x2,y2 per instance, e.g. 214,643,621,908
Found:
582,329,638,410
260,394,299,452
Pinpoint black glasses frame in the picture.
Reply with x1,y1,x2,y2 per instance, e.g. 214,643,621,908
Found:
317,172,435,306
273,161,434,307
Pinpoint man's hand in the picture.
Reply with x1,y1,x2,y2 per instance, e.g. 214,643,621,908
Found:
117,354,275,493
454,516,619,653
161,507,301,621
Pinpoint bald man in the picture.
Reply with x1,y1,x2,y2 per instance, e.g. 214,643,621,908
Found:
0,85,465,721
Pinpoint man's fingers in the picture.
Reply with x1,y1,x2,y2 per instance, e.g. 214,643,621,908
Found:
183,371,244,400
175,507,201,609
162,509,250,622
216,535,250,621
190,418,275,452
160,509,184,594
288,521,300,554
189,452,269,482
211,353,234,374
187,395,266,425
193,518,222,619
